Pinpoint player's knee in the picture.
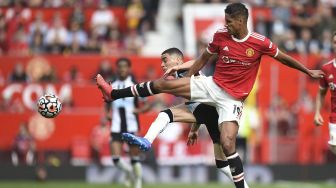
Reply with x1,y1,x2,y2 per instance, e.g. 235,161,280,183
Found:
160,109,174,123
221,135,236,154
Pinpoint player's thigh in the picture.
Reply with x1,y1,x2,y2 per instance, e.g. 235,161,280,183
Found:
193,103,218,124
213,143,226,160
155,77,191,99
170,104,197,123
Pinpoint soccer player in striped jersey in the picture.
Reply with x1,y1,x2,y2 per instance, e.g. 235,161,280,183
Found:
97,3,324,188
107,58,151,188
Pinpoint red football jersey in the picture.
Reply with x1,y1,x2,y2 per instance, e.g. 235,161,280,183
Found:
207,28,278,100
319,58,336,123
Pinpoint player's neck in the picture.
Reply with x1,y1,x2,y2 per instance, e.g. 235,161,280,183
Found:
234,28,249,40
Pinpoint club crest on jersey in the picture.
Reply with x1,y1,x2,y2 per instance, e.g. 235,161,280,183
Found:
246,48,254,57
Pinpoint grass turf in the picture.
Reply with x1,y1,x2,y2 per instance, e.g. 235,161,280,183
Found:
0,181,335,188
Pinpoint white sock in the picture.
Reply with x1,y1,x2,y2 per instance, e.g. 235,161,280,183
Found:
219,166,249,188
218,166,233,181
144,112,171,143
113,156,132,173
132,162,142,188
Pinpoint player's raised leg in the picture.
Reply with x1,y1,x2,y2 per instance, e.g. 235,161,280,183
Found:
96,74,191,102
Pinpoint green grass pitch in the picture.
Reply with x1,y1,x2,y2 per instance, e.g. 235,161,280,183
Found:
0,181,335,188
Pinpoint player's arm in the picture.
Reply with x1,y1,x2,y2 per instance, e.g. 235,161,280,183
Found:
163,60,195,77
314,87,328,126
104,102,112,121
187,123,202,146
274,50,324,79
164,54,217,76
185,50,214,77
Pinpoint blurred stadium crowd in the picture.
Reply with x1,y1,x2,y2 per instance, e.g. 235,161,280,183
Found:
0,0,335,56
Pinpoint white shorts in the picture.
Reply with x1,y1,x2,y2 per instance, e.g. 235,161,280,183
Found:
328,123,336,146
190,75,244,125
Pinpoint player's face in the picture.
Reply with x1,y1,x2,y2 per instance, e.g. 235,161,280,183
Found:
160,53,179,72
117,61,130,79
225,14,242,36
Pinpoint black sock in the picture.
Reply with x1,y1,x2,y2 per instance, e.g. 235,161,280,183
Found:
111,81,157,99
227,152,245,188
112,157,120,165
215,159,229,168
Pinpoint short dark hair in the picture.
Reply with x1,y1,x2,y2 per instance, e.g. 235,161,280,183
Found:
161,47,184,58
116,57,131,67
225,3,248,21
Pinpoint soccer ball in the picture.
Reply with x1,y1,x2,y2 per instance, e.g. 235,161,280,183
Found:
37,94,62,118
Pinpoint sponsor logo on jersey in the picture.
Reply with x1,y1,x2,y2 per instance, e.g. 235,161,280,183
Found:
246,48,255,57
222,56,251,66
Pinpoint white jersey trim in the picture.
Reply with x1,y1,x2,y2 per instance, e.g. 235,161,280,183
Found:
206,47,217,54
274,48,279,57
231,31,252,43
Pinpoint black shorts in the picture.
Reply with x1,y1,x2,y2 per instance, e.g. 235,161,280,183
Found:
192,103,220,143
110,132,135,142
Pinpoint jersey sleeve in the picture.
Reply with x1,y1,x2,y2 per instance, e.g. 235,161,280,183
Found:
206,32,219,54
262,37,279,57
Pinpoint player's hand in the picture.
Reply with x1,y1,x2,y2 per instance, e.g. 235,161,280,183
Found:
163,65,179,78
314,113,324,126
187,131,198,146
308,70,325,79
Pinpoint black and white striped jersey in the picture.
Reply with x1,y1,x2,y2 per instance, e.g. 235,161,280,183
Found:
110,76,140,133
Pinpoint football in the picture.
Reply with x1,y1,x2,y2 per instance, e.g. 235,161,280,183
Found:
37,94,62,118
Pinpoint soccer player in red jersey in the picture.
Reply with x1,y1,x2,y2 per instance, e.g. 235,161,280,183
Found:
96,3,324,188
122,47,249,187
314,31,336,155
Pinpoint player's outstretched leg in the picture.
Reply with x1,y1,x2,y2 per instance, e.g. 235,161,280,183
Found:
122,109,174,151
96,73,158,102
122,133,152,151
95,74,191,101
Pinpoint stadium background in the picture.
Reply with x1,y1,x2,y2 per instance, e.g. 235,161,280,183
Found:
0,0,336,187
